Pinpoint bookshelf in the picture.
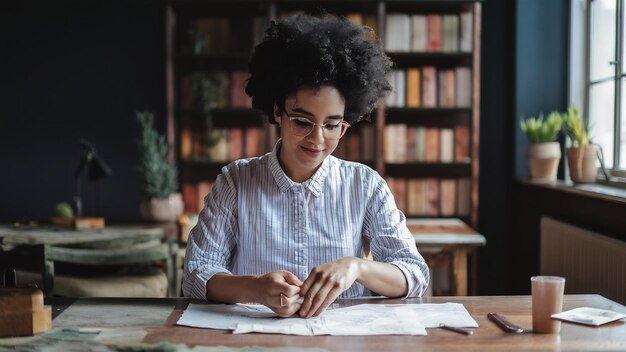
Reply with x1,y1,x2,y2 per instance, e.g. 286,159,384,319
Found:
165,0,481,228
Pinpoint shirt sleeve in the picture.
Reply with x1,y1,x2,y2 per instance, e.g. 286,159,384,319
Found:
362,176,430,298
182,165,239,300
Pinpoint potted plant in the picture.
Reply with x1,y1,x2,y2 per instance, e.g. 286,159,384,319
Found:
136,111,183,222
562,107,597,183
520,111,563,182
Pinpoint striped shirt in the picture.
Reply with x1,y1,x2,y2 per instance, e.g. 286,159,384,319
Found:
183,141,430,299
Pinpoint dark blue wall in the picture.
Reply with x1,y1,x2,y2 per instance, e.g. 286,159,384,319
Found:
514,0,570,179
0,0,165,222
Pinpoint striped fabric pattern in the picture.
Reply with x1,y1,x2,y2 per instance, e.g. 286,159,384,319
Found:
183,142,429,299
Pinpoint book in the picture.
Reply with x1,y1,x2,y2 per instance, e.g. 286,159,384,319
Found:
427,15,442,52
411,15,428,52
424,127,440,162
440,179,457,216
244,128,262,158
385,14,411,52
425,178,440,216
394,70,406,107
394,124,407,163
456,178,472,217
460,12,473,52
196,181,214,212
407,179,426,215
421,66,437,108
406,126,416,162
440,128,454,163
229,71,252,108
182,183,198,213
414,126,426,162
455,67,472,108
442,15,459,52
406,68,421,108
361,124,376,162
208,129,230,162
438,69,455,108
386,177,407,212
454,125,470,163
229,128,243,160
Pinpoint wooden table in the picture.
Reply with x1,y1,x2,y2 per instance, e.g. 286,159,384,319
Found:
0,225,170,295
0,295,618,351
407,218,486,296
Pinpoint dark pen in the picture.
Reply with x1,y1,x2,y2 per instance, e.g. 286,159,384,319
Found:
439,323,474,335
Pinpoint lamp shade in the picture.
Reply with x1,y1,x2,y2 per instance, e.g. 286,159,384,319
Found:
74,139,112,181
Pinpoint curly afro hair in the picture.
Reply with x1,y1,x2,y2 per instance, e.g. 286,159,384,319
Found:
245,13,393,125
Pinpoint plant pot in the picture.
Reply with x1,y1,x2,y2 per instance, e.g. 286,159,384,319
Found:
140,193,184,223
527,142,561,183
567,145,598,183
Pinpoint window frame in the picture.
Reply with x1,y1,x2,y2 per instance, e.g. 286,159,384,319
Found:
584,0,626,178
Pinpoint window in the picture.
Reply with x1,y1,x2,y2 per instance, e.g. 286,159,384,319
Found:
586,0,626,175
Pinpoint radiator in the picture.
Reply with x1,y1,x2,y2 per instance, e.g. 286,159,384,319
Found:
540,216,626,304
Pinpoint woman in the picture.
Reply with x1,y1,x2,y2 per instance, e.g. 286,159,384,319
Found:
183,13,429,318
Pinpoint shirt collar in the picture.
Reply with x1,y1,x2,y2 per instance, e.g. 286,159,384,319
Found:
268,139,330,198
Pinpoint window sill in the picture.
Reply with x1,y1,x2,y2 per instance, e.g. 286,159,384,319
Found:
520,179,626,205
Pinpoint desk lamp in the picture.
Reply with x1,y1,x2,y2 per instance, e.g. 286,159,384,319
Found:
72,139,112,228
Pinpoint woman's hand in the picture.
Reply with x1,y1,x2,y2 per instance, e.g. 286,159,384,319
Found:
298,257,362,318
254,270,303,317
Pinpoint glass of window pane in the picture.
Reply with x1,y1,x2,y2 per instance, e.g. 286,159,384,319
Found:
590,0,616,81
589,81,615,169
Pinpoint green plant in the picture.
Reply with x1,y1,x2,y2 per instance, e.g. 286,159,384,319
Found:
520,111,563,143
561,106,592,147
136,111,178,198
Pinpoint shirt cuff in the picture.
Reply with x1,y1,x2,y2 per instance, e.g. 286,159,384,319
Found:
389,261,427,299
187,267,232,300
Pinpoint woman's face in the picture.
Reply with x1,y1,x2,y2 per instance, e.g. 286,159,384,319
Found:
275,85,347,182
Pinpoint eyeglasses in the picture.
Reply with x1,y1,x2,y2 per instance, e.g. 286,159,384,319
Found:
286,116,350,140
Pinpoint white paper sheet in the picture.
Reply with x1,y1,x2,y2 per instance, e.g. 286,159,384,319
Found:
176,302,478,336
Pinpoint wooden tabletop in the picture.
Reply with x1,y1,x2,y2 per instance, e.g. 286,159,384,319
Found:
0,225,164,246
407,218,486,246
39,295,626,351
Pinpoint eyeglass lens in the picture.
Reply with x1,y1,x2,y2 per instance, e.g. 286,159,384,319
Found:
289,118,347,140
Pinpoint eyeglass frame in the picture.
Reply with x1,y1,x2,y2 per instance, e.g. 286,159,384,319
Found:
283,114,351,140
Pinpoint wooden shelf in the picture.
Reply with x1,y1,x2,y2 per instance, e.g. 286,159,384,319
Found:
177,108,267,128
385,163,471,178
167,0,482,225
386,52,472,68
385,108,471,127
174,53,252,73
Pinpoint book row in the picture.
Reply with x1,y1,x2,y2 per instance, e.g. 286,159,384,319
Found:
386,67,471,108
184,12,473,55
384,13,473,53
384,125,470,164
179,70,252,110
184,17,268,54
386,177,471,217
180,127,273,162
